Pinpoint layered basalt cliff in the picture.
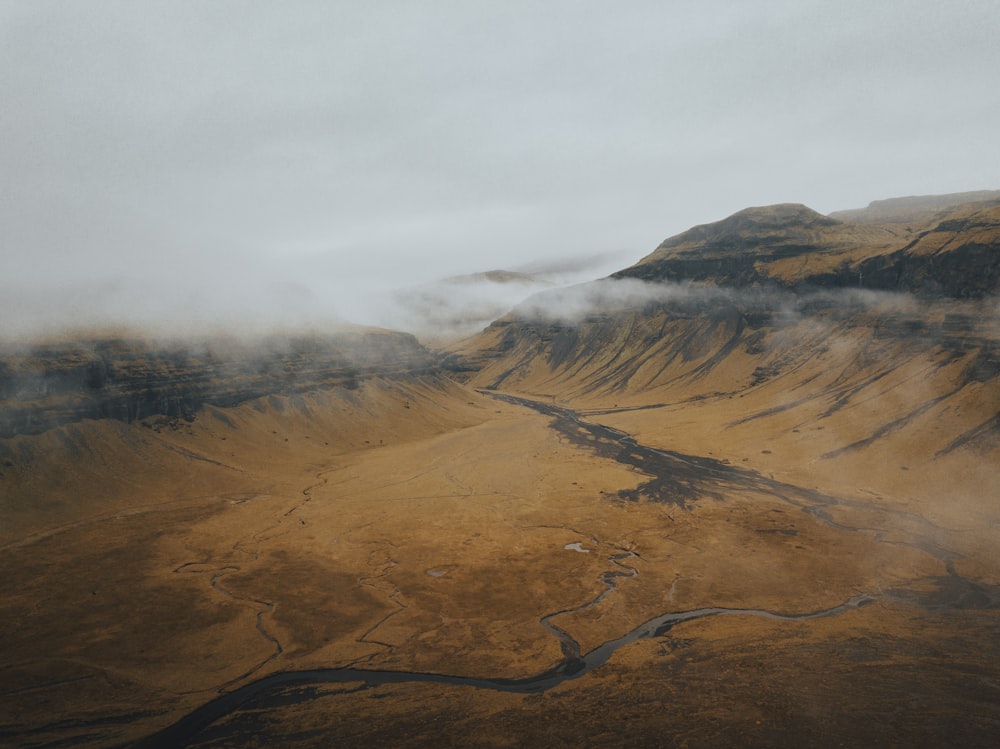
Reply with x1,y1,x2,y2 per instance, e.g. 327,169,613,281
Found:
0,329,435,437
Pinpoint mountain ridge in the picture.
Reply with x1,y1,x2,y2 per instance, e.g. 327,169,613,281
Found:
613,195,1000,297
445,191,1000,466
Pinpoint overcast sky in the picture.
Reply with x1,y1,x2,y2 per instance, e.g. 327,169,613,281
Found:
1,1,997,338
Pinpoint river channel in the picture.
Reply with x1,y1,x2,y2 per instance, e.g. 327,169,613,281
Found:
137,589,875,748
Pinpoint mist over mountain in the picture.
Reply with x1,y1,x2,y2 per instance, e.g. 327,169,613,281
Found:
379,271,551,344
2,190,999,748
3,0,999,742
0,329,433,439
447,191,1000,456
322,249,638,341
4,191,998,442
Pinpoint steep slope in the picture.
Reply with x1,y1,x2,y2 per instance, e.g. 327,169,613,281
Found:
447,195,1000,516
0,373,485,545
0,327,445,543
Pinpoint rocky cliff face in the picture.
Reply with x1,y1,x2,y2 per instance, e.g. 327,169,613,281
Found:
0,329,435,437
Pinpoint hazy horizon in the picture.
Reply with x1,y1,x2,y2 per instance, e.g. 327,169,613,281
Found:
2,1,998,338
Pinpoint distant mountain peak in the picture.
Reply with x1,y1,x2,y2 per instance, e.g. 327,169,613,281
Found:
659,203,839,251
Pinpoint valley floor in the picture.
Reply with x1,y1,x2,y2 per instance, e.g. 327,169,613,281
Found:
1,374,999,748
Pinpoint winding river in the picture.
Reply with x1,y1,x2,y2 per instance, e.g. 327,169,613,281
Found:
137,390,964,747
137,591,875,748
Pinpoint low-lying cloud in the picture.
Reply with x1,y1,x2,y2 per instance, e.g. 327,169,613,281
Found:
507,276,930,327
0,248,639,344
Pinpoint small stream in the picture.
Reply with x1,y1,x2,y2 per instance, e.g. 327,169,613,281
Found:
540,547,639,661
173,563,284,690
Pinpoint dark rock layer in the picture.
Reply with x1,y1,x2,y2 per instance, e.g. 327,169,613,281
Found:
0,331,435,438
